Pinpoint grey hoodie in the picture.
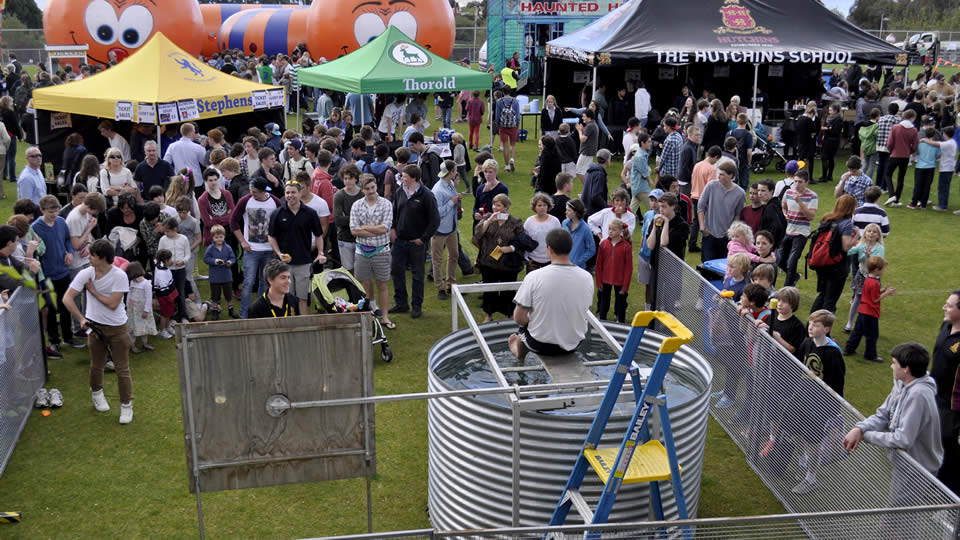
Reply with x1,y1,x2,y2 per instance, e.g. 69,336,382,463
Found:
856,374,943,475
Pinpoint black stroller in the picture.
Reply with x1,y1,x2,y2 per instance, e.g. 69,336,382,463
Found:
751,124,788,174
310,268,393,363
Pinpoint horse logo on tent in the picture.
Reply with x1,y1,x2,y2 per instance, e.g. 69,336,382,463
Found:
391,42,430,67
715,0,771,35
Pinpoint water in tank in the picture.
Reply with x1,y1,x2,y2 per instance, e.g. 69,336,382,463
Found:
427,321,713,531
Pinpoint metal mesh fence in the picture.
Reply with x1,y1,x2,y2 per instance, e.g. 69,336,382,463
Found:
0,288,45,478
653,248,959,521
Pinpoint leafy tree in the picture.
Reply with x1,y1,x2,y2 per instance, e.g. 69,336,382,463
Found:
4,0,43,28
0,14,44,49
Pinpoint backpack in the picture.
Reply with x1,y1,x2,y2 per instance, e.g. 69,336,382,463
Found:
806,221,845,270
499,98,518,128
363,161,397,196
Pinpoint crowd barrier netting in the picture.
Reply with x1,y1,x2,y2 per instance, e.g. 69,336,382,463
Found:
652,247,958,534
0,287,45,478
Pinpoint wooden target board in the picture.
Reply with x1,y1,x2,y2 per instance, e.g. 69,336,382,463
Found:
177,313,375,493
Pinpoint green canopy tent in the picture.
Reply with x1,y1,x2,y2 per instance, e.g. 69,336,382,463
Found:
297,26,492,138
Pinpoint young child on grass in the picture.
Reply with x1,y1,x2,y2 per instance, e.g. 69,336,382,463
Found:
176,196,202,303
153,248,178,339
719,283,772,417
723,252,751,303
726,221,776,273
749,263,778,305
844,223,885,332
844,256,896,362
755,286,807,456
202,224,237,320
450,132,469,185
157,217,190,322
149,185,177,218
787,309,845,495
124,261,156,353
557,123,577,176
595,218,632,323
637,190,662,309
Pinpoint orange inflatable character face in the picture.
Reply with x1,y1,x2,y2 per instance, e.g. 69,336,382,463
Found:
307,0,454,60
43,0,205,65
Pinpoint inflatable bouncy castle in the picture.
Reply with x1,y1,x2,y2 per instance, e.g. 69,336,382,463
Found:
43,0,455,66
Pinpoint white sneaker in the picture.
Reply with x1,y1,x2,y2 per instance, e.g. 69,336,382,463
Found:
954,209,960,215
92,389,110,412
34,388,49,408
890,202,903,207
883,196,897,206
48,388,63,408
119,402,133,424
932,206,947,212
105,360,115,372
158,329,172,339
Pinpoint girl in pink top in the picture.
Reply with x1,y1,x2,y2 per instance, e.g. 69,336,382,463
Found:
724,221,775,276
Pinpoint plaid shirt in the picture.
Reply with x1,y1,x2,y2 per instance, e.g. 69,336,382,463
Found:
350,196,393,248
465,98,485,125
659,131,683,177
842,173,873,206
875,114,898,152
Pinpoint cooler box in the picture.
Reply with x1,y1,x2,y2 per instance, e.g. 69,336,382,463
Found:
696,258,727,291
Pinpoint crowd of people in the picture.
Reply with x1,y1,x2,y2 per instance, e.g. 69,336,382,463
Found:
0,54,955,495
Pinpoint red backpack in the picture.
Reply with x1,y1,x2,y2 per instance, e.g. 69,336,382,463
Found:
806,221,844,270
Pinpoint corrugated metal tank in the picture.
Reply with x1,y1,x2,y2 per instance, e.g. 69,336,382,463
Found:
427,322,712,530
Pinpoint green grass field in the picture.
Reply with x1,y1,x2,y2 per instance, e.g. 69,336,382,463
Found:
0,108,955,538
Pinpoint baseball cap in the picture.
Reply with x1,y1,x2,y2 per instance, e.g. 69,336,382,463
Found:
785,160,799,175
265,122,281,136
438,160,454,179
628,143,640,157
251,177,271,192
649,188,665,200
287,138,303,152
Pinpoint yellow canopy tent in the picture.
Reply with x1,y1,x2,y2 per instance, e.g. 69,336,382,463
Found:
33,32,286,187
33,32,285,124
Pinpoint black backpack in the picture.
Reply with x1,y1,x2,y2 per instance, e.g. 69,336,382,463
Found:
363,161,397,196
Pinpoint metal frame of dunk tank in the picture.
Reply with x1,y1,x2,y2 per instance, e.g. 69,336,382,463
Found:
176,289,663,537
177,313,376,539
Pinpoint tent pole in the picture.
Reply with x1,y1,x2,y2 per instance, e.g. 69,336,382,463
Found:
296,88,301,135
489,92,493,150
592,66,597,99
33,113,39,146
752,63,759,125
542,59,548,110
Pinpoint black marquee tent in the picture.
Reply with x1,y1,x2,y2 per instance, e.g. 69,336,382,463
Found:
542,0,906,118
546,0,905,67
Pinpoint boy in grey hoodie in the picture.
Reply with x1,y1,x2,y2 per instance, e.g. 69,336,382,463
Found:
843,342,944,504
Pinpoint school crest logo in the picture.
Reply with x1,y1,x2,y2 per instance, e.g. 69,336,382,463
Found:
390,42,431,67
715,0,772,35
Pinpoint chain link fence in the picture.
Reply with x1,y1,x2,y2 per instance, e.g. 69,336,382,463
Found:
652,247,958,525
0,287,45,478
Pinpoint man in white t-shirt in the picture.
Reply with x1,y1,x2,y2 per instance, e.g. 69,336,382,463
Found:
98,120,131,161
65,192,107,334
62,239,135,424
509,228,594,360
229,177,282,318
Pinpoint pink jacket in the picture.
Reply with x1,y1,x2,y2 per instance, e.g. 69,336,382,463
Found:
725,240,760,277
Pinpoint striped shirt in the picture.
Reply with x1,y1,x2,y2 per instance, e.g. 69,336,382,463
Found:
783,188,818,237
349,196,393,248
875,114,898,152
853,203,891,236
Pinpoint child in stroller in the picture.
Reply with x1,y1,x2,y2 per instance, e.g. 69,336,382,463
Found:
311,267,393,363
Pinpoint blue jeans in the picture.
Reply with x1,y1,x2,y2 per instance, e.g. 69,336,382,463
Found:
911,167,935,208
240,249,273,318
4,137,16,181
391,238,426,309
441,107,452,129
937,170,953,209
778,234,807,287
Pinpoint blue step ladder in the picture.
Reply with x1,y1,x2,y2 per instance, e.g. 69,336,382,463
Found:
549,311,694,534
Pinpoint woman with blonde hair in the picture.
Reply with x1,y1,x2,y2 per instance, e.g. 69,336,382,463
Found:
472,193,524,322
726,96,742,130
165,168,200,217
100,147,138,204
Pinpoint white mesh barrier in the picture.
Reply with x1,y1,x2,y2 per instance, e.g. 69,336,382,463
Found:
653,247,958,520
0,288,45,478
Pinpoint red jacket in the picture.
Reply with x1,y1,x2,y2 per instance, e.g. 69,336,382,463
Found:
595,237,633,292
310,168,337,211
887,121,918,159
859,275,882,318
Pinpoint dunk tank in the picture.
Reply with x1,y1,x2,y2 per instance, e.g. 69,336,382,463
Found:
427,288,713,529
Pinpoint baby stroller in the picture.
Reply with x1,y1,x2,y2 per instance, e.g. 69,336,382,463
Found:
311,268,393,363
751,124,787,174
